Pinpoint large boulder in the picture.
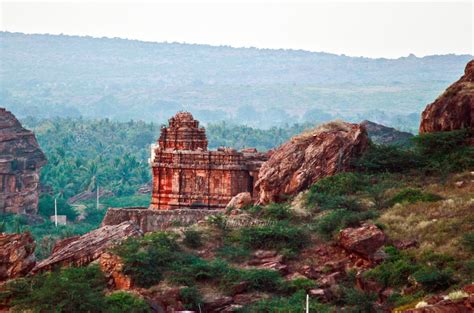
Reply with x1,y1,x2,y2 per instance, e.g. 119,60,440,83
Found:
225,192,252,214
0,232,36,282
32,221,142,273
255,121,368,204
338,224,386,260
0,108,47,215
419,60,474,134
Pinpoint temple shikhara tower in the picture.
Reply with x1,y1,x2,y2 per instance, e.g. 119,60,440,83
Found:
150,112,267,210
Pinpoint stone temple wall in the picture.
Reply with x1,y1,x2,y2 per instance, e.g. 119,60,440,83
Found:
150,112,268,210
101,207,221,232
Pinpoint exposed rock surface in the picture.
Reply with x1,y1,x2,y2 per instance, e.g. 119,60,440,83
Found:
255,121,369,204
225,192,252,214
32,221,142,273
402,284,474,313
419,60,474,134
361,120,413,146
0,232,36,282
0,108,47,214
99,252,133,290
338,224,386,260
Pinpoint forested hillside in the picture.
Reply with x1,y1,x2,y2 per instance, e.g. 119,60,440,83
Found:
2,32,472,131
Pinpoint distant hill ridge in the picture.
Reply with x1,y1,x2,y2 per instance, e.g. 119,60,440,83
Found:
1,31,472,130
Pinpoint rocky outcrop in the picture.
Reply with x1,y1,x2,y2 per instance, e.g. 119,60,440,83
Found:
0,232,36,282
99,252,133,290
402,284,474,313
255,121,369,204
225,192,252,214
419,60,474,134
361,120,413,146
338,224,386,260
32,221,142,273
0,108,47,214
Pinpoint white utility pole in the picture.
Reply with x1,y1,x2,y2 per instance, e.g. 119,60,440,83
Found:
96,185,100,210
54,198,58,227
306,294,309,313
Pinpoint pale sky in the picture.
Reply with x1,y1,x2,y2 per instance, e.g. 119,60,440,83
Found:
1,0,473,58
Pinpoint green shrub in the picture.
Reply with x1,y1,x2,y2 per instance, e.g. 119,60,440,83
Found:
241,269,284,292
310,173,369,196
313,209,378,239
354,143,420,173
113,232,182,288
261,203,292,220
183,230,203,248
179,287,203,311
461,232,474,253
216,245,251,262
342,287,378,313
285,278,317,292
389,188,443,206
6,265,106,313
105,292,150,313
241,290,333,313
364,247,419,288
306,192,361,211
413,267,454,292
239,222,309,253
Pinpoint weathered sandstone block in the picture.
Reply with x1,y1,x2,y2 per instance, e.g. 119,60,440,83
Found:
0,108,47,214
32,221,142,273
255,120,368,204
420,60,474,134
0,232,36,282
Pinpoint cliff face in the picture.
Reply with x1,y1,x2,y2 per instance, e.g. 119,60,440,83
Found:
255,121,368,204
0,232,36,282
419,60,474,134
0,108,47,214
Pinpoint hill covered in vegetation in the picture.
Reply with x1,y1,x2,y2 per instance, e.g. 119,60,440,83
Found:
2,32,472,131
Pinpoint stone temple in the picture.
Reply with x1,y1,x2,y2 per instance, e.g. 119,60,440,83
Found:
150,112,267,210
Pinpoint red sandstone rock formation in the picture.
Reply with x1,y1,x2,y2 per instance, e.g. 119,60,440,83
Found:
32,221,142,273
150,112,267,210
99,252,133,290
419,60,474,134
338,224,386,260
255,121,368,204
0,108,47,214
225,192,252,214
402,284,474,313
0,232,36,282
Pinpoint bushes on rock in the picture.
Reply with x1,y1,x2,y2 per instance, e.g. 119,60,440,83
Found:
388,188,443,206
239,222,309,253
313,209,379,239
3,265,107,313
105,292,150,313
179,286,203,311
241,290,333,313
461,232,474,253
412,267,454,292
356,129,473,175
216,245,251,262
182,230,203,248
113,232,182,288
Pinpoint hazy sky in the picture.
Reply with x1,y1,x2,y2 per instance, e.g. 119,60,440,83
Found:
1,0,473,58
